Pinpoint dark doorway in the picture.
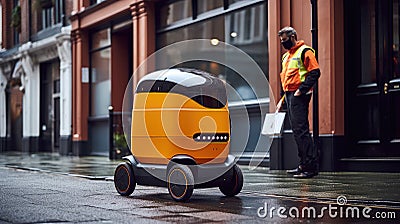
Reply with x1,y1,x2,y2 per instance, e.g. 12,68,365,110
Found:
40,60,60,152
345,0,400,157
9,80,23,151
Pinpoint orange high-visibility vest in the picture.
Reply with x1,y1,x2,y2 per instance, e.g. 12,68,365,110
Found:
280,44,315,91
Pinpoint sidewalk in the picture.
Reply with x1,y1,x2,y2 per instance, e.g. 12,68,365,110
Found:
1,151,399,207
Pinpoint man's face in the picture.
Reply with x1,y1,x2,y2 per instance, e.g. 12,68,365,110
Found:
279,33,290,43
280,33,295,50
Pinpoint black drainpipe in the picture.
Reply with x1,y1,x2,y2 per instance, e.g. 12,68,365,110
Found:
310,0,320,163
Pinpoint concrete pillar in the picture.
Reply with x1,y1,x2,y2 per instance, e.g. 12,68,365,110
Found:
0,71,6,140
56,26,72,155
19,45,40,152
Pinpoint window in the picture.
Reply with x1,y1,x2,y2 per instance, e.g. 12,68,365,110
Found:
12,0,20,45
92,29,111,49
157,2,268,102
229,0,247,4
197,0,223,15
227,5,264,44
40,0,64,30
159,0,192,28
90,28,111,116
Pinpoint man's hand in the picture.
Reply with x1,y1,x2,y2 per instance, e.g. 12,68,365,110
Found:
294,89,302,96
276,97,284,113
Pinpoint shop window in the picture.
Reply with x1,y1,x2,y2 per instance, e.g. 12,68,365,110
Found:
157,3,268,103
197,0,223,15
159,0,192,28
90,28,111,117
227,4,264,45
229,0,247,5
91,49,111,116
92,29,111,49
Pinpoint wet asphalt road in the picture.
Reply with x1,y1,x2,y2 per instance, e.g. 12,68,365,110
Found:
0,166,398,223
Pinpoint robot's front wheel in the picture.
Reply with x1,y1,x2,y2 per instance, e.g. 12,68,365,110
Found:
167,164,194,202
114,162,136,196
219,164,243,197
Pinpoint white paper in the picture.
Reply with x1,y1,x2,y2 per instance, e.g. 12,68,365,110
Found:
261,112,286,135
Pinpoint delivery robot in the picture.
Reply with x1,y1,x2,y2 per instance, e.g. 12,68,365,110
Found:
113,68,243,202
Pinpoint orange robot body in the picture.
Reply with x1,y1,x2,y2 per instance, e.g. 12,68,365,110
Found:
131,69,230,165
114,68,243,202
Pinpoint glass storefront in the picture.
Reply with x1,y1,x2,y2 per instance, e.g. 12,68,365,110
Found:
159,0,193,28
157,1,268,103
91,28,111,117
89,28,111,155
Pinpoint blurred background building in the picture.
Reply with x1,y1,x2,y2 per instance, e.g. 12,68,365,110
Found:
1,0,399,172
0,0,73,154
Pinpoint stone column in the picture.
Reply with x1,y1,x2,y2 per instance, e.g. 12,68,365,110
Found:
56,26,72,155
20,43,40,152
0,69,6,151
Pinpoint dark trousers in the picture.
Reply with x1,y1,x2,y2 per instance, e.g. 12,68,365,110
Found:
285,91,318,172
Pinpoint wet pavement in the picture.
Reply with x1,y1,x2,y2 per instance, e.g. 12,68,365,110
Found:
5,165,396,223
1,151,399,205
0,151,119,179
1,151,399,222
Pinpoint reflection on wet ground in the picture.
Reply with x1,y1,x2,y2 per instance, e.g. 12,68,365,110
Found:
1,151,399,210
0,151,121,178
122,186,399,223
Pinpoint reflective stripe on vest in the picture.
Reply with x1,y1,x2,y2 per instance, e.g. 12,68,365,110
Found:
282,45,315,82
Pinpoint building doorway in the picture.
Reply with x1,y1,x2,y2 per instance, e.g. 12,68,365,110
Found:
345,0,400,157
8,79,23,151
39,60,60,152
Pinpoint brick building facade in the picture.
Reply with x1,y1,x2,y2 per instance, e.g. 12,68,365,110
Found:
0,0,74,154
2,0,399,171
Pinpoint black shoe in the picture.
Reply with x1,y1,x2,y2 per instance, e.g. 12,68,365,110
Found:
293,171,318,179
286,167,302,175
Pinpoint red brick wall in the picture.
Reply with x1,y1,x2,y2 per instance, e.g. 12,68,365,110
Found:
20,0,29,43
1,0,11,49
64,0,74,24
0,0,76,49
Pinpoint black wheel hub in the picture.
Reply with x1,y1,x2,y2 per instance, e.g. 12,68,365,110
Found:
168,169,188,198
115,166,129,192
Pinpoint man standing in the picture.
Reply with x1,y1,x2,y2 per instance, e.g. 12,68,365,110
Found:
276,26,320,178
